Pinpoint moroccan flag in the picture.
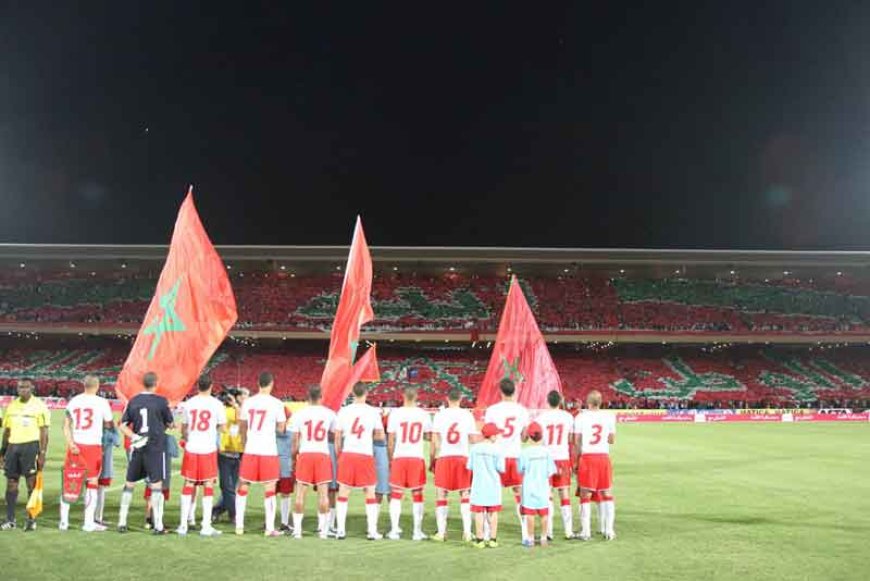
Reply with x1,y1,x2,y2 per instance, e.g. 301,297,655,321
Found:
320,216,378,411
477,276,562,410
115,188,237,405
323,343,381,411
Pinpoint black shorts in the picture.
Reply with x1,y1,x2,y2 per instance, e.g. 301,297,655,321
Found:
4,442,39,479
126,447,167,484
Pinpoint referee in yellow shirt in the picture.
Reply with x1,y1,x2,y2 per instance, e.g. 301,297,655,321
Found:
1,379,50,531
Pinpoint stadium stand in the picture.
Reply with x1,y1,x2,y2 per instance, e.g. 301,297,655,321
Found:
2,270,870,335
2,339,867,409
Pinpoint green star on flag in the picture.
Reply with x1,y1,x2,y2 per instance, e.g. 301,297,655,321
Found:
502,355,524,384
143,278,186,360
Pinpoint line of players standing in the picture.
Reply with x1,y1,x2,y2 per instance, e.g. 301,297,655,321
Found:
55,371,616,545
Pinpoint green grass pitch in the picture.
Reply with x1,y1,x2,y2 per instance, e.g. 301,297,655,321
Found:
2,411,868,580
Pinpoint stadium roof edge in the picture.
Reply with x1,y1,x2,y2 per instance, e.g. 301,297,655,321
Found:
1,243,870,267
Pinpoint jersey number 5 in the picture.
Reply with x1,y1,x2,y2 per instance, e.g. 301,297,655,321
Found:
502,417,516,438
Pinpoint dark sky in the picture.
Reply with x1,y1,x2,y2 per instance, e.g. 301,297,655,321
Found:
3,2,870,249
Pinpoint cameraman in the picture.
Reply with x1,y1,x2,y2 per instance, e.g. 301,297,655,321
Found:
212,386,248,523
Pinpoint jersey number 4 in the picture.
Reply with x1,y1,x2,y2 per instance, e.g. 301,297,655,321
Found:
351,417,365,439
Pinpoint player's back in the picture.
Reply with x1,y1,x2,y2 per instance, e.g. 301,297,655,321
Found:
535,409,574,461
291,405,336,454
575,409,616,455
432,407,477,458
183,394,225,454
241,393,285,456
337,402,380,456
67,393,112,446
123,392,172,451
388,406,431,459
484,401,529,458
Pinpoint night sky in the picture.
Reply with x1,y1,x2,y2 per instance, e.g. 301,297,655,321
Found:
3,2,870,249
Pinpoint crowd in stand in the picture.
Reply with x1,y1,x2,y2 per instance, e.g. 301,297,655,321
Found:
2,271,870,334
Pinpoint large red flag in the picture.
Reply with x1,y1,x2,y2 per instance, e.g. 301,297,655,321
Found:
320,216,378,411
477,276,562,411
115,187,237,405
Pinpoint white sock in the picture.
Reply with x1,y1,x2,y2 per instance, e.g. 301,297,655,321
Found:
202,492,214,530
95,486,107,522
547,499,555,538
328,508,336,531
189,491,197,526
59,500,70,527
604,499,615,535
436,504,448,536
366,502,380,536
598,501,606,534
336,500,348,535
483,515,491,540
84,487,98,528
389,498,402,533
516,503,528,541
412,502,424,536
180,493,193,530
460,501,472,537
293,512,303,534
317,512,326,533
118,488,133,527
235,493,248,530
561,503,573,537
280,497,291,527
264,495,277,533
580,502,591,538
152,489,165,531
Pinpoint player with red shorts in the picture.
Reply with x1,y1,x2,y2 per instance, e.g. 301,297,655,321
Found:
177,374,226,537
484,378,530,540
60,375,115,532
535,390,576,540
288,385,337,539
430,388,478,542
386,386,432,541
334,383,385,540
574,390,616,541
236,372,287,537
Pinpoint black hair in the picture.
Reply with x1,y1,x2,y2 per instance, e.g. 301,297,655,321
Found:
258,371,274,388
499,378,515,397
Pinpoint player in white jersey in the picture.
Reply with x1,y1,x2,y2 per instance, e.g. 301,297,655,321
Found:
60,375,114,532
430,388,478,542
385,386,432,541
177,374,226,537
289,385,337,539
483,378,531,541
535,390,576,540
574,390,617,541
236,372,288,537
334,383,385,540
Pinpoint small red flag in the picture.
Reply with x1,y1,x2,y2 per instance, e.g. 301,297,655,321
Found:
323,344,380,411
320,216,379,411
477,276,562,411
115,187,238,405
